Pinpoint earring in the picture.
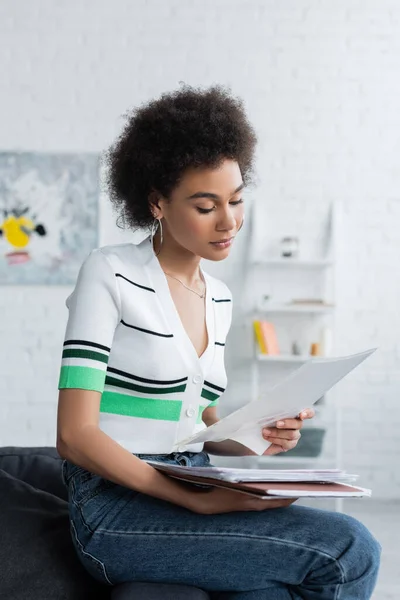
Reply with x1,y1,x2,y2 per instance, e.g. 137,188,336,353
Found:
150,218,163,256
238,215,245,232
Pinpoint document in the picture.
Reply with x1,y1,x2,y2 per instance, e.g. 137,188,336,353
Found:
174,348,376,455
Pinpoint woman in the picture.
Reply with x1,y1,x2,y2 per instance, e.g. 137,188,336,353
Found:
57,85,381,598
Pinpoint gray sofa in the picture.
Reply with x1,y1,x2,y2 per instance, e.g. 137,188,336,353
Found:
0,447,211,600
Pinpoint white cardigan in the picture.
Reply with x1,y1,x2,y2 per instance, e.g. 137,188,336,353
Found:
58,235,233,454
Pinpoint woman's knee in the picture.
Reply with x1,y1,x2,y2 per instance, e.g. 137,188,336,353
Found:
340,513,381,571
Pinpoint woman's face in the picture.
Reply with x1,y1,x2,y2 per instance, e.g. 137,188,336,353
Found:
153,159,245,262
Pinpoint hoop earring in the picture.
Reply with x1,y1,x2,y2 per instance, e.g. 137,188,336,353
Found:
150,218,163,256
238,215,245,232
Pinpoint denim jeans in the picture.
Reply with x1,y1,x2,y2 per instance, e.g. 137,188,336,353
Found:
62,451,381,599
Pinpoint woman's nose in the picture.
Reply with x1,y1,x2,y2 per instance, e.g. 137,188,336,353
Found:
217,209,237,231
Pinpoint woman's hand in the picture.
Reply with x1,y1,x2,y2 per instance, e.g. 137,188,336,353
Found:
261,409,315,456
189,486,297,514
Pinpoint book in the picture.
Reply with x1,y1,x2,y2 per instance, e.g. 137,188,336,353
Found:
149,463,371,499
259,321,280,355
253,320,267,354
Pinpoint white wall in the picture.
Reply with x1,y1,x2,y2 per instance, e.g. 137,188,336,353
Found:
1,0,400,498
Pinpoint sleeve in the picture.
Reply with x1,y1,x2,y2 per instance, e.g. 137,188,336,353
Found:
58,249,121,393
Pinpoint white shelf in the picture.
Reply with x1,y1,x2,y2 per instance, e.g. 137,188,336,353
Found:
257,354,311,363
254,258,333,269
247,203,342,511
259,304,335,315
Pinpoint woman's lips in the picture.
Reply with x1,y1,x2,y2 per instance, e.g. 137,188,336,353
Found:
210,237,234,249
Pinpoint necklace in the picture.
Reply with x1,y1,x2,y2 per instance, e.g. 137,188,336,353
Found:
164,272,206,299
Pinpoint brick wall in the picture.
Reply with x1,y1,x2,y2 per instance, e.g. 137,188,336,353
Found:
1,0,399,497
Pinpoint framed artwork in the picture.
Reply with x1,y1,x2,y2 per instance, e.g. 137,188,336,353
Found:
0,152,99,284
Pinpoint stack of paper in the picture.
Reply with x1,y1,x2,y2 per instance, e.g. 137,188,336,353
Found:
147,463,359,483
149,462,371,499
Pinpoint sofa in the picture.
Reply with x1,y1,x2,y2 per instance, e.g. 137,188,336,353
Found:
0,447,212,600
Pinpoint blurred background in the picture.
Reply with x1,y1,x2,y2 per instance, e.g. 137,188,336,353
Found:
0,2,399,597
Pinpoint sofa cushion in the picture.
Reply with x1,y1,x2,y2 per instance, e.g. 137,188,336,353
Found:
0,468,109,600
0,446,66,501
0,448,212,600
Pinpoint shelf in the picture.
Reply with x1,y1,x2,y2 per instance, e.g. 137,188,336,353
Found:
253,258,334,269
258,304,335,315
257,354,311,363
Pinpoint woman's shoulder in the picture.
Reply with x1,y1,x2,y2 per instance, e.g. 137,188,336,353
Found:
86,237,151,272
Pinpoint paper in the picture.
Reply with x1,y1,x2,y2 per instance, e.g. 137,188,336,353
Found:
174,348,376,455
146,462,359,484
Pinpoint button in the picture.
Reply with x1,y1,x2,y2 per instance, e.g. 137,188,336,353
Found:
186,408,195,417
192,374,202,384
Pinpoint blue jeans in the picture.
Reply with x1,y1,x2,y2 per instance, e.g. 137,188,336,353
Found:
62,451,381,599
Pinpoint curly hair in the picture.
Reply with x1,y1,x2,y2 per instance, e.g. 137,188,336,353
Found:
105,84,257,230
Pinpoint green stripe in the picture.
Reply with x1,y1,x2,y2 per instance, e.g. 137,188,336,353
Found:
62,348,108,364
201,388,220,402
100,391,182,421
58,366,106,392
105,376,186,395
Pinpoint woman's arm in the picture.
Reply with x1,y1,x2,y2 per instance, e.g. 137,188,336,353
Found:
57,389,298,515
57,388,206,511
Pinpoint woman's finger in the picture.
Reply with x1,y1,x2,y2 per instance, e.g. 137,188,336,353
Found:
275,418,302,430
299,408,315,420
263,428,301,441
265,437,300,451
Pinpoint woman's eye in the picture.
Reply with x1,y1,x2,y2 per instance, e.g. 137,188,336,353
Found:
196,207,214,214
196,199,243,214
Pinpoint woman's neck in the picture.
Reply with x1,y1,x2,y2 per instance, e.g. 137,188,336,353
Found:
152,230,202,285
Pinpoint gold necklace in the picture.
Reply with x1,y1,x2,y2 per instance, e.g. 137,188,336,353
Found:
164,272,206,299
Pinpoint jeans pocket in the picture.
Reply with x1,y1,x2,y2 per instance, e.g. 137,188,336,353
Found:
71,469,116,509
63,460,91,484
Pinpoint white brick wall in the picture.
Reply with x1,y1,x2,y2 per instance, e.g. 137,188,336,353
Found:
1,0,399,498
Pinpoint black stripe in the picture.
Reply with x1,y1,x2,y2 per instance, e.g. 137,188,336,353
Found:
107,366,187,386
63,340,111,352
215,342,225,347
120,320,174,338
105,376,186,396
115,273,155,293
204,380,225,393
212,298,232,303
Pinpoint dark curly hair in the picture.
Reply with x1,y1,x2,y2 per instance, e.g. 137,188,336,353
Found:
105,84,257,230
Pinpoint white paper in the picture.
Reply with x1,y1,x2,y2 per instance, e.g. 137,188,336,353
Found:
146,461,359,484
174,348,376,454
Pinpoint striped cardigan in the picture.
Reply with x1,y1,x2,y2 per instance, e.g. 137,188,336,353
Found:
58,235,233,453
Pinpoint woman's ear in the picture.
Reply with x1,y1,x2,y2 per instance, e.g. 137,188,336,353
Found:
148,190,163,220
